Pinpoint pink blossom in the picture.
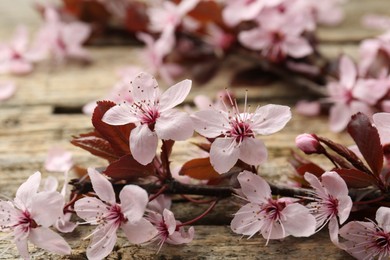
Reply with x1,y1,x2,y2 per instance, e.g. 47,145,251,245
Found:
0,81,16,101
238,10,313,61
0,172,71,259
359,32,390,77
373,112,390,145
82,66,141,115
102,72,194,165
137,29,182,84
32,7,91,63
339,207,390,260
304,171,352,245
191,94,291,174
147,194,172,214
0,26,43,75
231,171,316,243
310,0,346,26
295,133,323,154
74,168,157,260
44,147,73,172
148,0,200,32
222,0,283,27
326,55,386,132
148,209,195,251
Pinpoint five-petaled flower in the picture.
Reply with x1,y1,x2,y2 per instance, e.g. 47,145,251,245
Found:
102,72,194,165
230,171,316,243
339,206,390,260
74,168,157,260
304,171,353,245
191,94,291,174
0,171,71,259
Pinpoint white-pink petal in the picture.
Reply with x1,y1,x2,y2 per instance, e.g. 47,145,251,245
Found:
155,110,193,141
231,203,262,236
120,185,148,222
375,207,390,233
209,137,239,174
15,171,41,210
339,55,357,89
121,218,157,244
86,223,118,260
74,197,108,222
282,203,316,237
373,112,390,145
130,72,159,103
130,124,159,165
30,191,64,227
237,170,271,204
88,167,116,205
239,138,268,166
159,79,191,111
102,103,137,126
251,104,292,135
29,227,71,255
329,103,351,132
191,109,229,138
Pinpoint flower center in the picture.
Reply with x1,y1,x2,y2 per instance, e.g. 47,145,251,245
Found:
106,204,126,226
228,120,254,143
325,195,339,217
17,211,37,232
139,105,160,130
374,231,390,251
263,199,286,221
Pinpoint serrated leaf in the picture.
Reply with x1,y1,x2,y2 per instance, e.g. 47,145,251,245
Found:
347,113,383,176
179,157,220,180
333,169,375,188
71,131,118,162
92,100,135,157
104,154,155,181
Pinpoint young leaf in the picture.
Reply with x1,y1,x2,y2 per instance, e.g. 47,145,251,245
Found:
347,113,384,176
333,169,375,188
103,154,155,181
179,157,220,180
92,100,135,157
71,131,119,162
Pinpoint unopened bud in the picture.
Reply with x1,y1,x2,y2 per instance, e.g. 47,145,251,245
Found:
295,133,323,154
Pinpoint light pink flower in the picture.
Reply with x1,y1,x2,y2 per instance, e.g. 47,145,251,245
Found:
222,0,283,27
74,168,157,260
310,0,346,26
373,112,390,145
359,32,390,77
231,171,316,243
32,7,91,63
339,206,390,260
0,81,16,101
326,55,386,132
304,171,352,245
0,172,71,259
137,29,182,84
102,72,194,165
148,0,200,32
0,26,42,75
295,133,323,154
148,209,195,251
191,96,291,174
238,10,313,61
44,147,73,172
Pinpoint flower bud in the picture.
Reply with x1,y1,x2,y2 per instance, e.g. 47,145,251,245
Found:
295,133,323,154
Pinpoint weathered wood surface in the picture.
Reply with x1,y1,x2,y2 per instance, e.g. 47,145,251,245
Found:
1,0,390,259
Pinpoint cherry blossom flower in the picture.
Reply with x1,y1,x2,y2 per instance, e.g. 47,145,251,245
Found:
191,93,291,174
148,0,200,32
310,0,346,26
74,168,157,259
326,55,387,132
0,26,43,75
148,209,195,251
295,133,324,154
222,0,283,27
137,29,182,84
102,72,194,165
44,147,73,172
0,171,71,259
373,112,390,145
32,7,91,63
359,32,390,77
339,207,390,260
0,81,16,101
231,171,316,243
238,10,313,61
304,171,353,245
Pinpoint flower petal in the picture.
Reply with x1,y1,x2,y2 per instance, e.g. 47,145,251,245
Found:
375,206,390,232
339,55,357,89
15,171,41,210
102,103,137,126
239,138,267,166
159,79,191,111
155,110,193,141
0,201,17,226
238,29,271,50
30,191,64,227
121,218,157,244
167,226,195,245
282,203,316,237
87,223,118,260
130,72,160,103
120,185,148,222
231,203,262,236
88,167,116,205
209,137,239,174
74,197,108,222
163,209,177,235
329,103,351,132
373,112,390,145
130,124,158,165
321,171,349,197
283,37,313,58
237,170,271,204
251,105,291,135
191,110,229,138
14,237,29,260
29,227,71,255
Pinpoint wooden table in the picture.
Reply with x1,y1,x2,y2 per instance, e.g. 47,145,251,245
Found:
1,0,389,259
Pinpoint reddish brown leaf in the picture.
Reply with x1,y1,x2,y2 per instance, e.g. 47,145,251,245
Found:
92,101,135,157
347,113,383,176
296,163,325,177
334,169,375,188
179,157,220,180
104,154,155,181
187,0,224,26
71,131,118,162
